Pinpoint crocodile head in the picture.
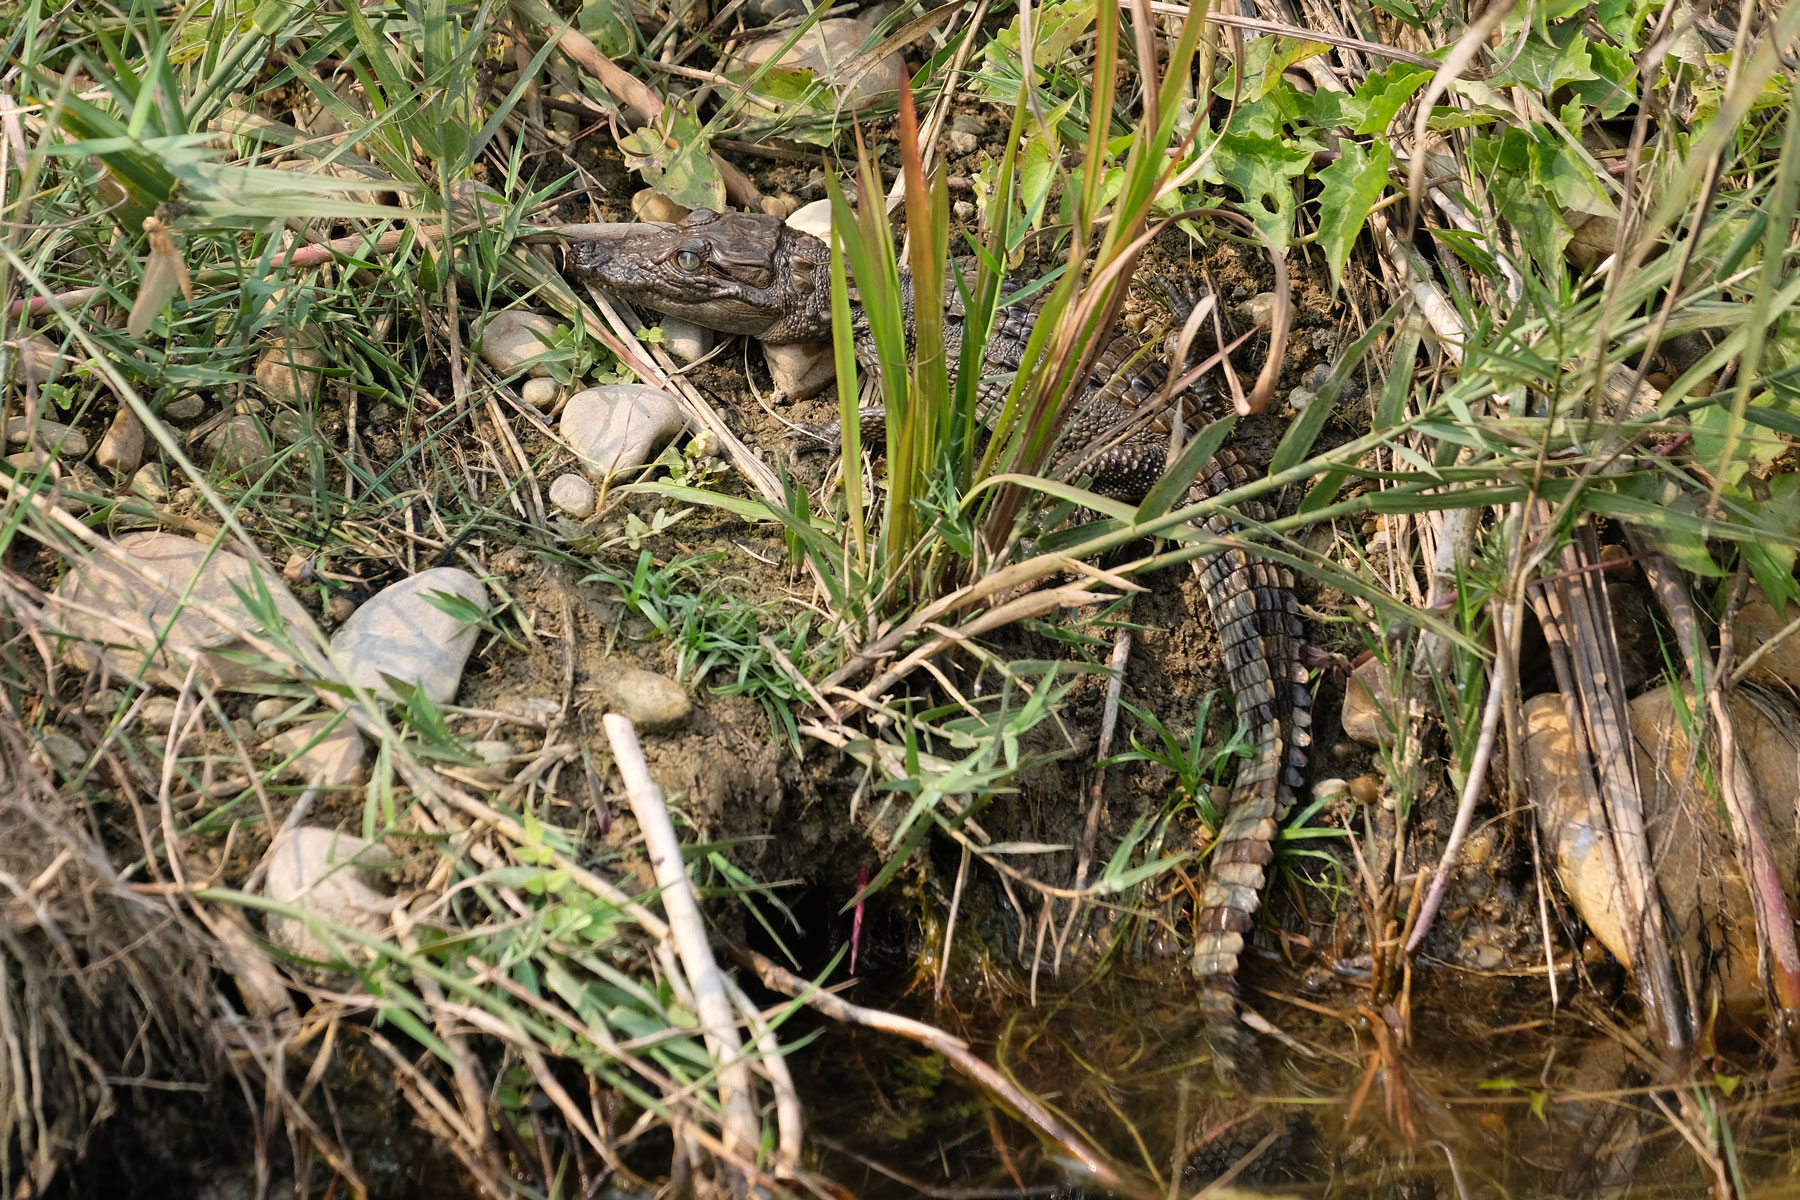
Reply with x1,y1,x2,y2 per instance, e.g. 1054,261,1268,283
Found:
568,209,833,345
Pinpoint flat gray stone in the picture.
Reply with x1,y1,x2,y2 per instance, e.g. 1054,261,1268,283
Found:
330,567,488,704
54,531,315,691
164,394,205,421
204,414,273,475
5,415,88,457
733,18,905,110
270,718,367,790
478,310,561,378
561,385,686,479
263,826,399,964
130,462,169,502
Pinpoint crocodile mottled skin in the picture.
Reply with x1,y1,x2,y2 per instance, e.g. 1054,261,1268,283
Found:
571,209,1312,1070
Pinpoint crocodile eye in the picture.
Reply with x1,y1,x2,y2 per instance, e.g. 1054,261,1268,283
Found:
675,250,703,272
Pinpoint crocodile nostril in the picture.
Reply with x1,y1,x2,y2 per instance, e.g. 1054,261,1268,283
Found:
570,241,611,275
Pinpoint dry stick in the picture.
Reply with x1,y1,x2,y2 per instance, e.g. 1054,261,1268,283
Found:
937,842,971,1003
746,952,1134,1194
1630,535,1800,1020
5,285,103,317
1562,524,1687,1051
1526,516,1684,1052
602,713,762,1159
727,989,802,1174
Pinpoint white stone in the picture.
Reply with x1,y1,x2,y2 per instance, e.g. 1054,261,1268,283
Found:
657,316,713,363
550,472,598,518
786,199,834,243
263,827,400,965
733,18,906,111
521,377,560,409
764,341,837,400
560,385,687,479
54,531,315,691
270,718,367,790
329,567,488,704
947,130,980,155
251,697,290,725
478,310,562,378
130,462,169,502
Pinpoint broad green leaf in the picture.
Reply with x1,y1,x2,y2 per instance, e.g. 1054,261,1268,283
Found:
1571,41,1638,117
983,0,1093,72
1314,139,1391,292
1470,128,1572,276
1205,130,1313,247
1537,135,1613,218
581,0,637,56
1488,24,1599,94
1349,64,1431,135
618,102,725,211
1261,39,1332,99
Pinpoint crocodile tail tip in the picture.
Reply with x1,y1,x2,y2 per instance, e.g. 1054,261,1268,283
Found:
1198,982,1248,1085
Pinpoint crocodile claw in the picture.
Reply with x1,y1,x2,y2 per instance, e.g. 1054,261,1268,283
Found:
783,420,843,464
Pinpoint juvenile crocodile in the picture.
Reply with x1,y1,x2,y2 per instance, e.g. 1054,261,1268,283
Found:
570,208,1313,1071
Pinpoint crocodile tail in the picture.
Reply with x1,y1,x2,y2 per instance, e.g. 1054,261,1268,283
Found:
1187,452,1313,1081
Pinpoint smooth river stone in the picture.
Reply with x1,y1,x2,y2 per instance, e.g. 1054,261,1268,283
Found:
329,566,488,704
55,531,315,690
478,310,562,378
561,385,686,479
731,18,905,110
263,826,400,965
657,316,712,363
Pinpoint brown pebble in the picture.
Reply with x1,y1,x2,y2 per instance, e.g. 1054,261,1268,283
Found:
1446,905,1471,923
1330,740,1355,761
1347,775,1381,806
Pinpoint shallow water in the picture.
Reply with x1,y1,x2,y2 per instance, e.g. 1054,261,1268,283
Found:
791,954,1800,1199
